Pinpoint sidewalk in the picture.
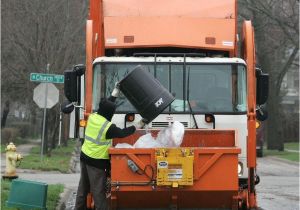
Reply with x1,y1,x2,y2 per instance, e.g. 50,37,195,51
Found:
285,149,300,153
1,140,40,172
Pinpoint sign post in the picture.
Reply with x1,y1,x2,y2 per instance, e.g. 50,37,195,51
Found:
32,64,61,161
41,67,49,161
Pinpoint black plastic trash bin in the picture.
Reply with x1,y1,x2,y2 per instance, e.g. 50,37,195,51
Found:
119,65,175,123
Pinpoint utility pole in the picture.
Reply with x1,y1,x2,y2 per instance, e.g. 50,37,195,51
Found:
58,103,62,147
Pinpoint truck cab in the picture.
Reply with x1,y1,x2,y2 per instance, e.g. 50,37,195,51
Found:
92,56,248,178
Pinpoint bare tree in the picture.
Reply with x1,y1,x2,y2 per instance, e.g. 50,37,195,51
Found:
1,101,10,128
1,0,88,153
239,0,299,150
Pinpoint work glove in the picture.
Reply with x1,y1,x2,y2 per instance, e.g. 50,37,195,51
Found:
134,119,147,129
111,82,120,97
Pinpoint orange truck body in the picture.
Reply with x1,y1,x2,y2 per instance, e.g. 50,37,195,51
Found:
84,0,258,209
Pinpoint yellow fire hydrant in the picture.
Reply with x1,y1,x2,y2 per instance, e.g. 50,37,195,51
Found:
3,142,23,179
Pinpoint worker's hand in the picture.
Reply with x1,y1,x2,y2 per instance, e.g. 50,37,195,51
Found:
134,119,147,129
111,82,120,97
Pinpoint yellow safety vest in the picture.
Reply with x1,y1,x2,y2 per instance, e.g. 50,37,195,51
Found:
81,113,112,159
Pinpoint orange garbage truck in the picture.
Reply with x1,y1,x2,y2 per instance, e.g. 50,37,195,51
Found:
62,0,269,209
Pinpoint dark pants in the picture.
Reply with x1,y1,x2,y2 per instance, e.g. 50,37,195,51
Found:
75,161,108,210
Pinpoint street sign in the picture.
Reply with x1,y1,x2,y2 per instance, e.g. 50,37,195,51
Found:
33,83,59,109
30,73,64,83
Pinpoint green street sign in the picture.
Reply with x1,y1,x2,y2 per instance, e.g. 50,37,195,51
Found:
30,73,64,83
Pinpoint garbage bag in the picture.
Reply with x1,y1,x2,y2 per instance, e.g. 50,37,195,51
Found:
115,121,185,148
156,121,184,147
115,143,134,148
134,133,162,148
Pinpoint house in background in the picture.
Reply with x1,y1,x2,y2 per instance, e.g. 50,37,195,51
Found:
280,67,299,141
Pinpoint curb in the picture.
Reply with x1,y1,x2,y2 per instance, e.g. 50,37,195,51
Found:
68,141,81,173
57,141,81,210
267,156,299,166
56,188,74,210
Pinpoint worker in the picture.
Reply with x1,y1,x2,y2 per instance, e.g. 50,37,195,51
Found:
75,83,145,210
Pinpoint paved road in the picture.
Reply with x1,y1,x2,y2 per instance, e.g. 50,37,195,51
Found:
256,157,299,210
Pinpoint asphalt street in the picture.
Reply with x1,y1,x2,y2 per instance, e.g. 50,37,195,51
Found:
256,157,299,210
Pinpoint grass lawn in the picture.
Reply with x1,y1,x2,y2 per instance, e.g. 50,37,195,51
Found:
264,142,299,162
1,145,6,153
284,142,299,151
1,179,63,210
19,140,77,173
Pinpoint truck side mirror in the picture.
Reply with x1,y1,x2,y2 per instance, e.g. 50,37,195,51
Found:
256,104,268,121
64,70,78,102
256,68,269,105
64,64,86,103
74,64,86,76
61,99,74,114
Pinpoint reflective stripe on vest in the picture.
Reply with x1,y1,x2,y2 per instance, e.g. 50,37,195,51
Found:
81,113,112,159
84,121,110,145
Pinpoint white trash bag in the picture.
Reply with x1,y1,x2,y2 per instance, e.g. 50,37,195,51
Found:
156,121,185,147
115,121,185,148
115,143,134,148
134,133,162,148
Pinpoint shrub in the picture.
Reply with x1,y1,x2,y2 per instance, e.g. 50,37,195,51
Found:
1,128,20,145
10,122,33,138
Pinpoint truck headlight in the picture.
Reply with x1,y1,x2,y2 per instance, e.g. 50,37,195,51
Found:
238,162,243,176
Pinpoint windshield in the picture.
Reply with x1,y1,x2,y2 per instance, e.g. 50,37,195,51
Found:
92,62,247,113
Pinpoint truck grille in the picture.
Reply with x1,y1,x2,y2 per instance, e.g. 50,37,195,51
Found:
180,122,188,128
151,122,169,127
151,122,188,128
